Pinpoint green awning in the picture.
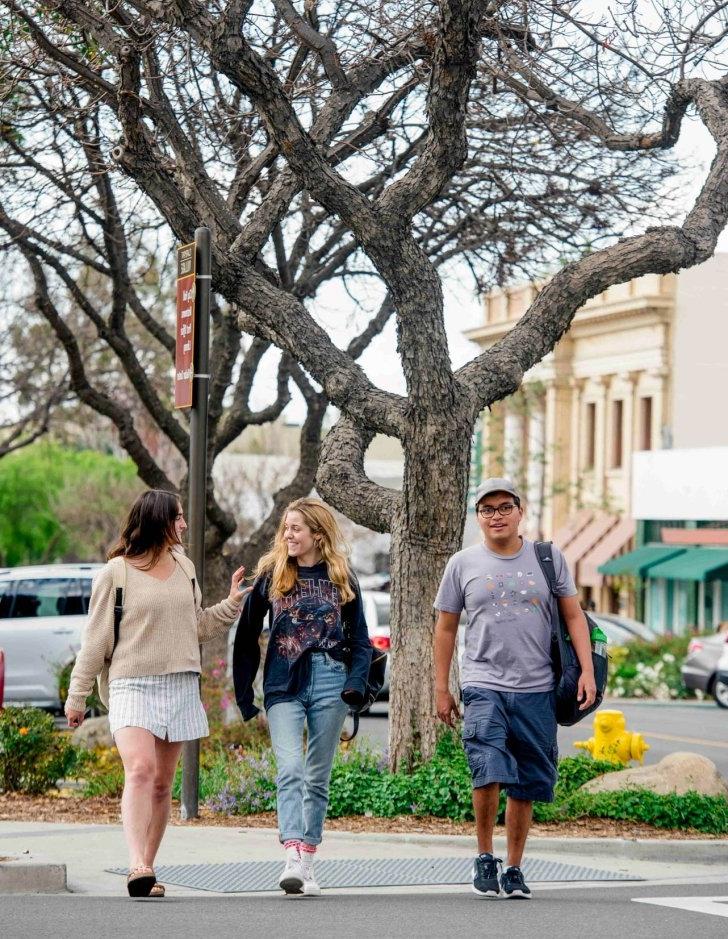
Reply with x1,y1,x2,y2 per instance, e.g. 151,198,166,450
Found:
598,544,686,577
643,547,728,582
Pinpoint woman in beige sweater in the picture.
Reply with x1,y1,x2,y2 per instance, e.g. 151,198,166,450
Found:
65,489,246,897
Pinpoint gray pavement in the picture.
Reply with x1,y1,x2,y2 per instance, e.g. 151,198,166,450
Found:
3,879,728,938
360,698,728,774
3,821,728,935
2,820,728,893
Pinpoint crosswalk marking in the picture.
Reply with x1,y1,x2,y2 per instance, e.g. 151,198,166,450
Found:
632,896,728,918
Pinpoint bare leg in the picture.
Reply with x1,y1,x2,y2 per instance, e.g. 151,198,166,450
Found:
504,796,533,867
115,728,158,870
143,737,184,868
473,783,501,854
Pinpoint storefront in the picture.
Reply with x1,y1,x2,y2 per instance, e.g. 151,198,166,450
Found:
598,447,728,634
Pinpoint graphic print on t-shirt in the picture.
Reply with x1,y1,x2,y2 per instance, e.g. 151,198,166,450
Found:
484,568,541,623
271,577,342,660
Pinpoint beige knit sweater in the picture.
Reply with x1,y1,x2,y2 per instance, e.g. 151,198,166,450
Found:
65,557,240,713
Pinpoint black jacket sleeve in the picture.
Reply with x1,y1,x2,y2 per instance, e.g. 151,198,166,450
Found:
232,575,269,720
341,581,372,706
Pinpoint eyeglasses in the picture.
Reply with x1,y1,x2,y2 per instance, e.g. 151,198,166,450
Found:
477,502,517,518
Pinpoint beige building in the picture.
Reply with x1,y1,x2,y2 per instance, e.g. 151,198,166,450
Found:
465,253,728,610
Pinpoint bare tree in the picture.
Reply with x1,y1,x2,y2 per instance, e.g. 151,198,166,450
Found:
2,1,727,767
0,302,68,457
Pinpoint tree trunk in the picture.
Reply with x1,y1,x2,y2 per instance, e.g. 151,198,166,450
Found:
388,413,472,770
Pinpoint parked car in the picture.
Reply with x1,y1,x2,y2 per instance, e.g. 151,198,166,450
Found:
362,590,391,698
593,612,655,643
681,631,728,707
0,563,101,711
714,643,728,708
589,613,652,647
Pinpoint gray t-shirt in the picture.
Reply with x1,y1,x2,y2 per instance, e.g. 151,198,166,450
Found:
434,539,577,693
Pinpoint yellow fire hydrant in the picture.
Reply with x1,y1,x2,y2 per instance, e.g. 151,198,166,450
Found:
574,709,650,764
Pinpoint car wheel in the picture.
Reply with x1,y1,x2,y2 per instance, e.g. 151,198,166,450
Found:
713,678,728,708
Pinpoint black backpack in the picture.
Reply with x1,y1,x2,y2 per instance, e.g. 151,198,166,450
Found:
534,541,608,726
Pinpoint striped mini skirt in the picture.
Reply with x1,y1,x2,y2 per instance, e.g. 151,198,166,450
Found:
108,672,209,742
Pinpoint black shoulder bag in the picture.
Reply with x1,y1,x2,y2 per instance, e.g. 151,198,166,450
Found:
340,601,388,742
534,541,608,726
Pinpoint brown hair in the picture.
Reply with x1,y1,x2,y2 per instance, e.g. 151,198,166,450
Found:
108,489,182,570
254,498,355,603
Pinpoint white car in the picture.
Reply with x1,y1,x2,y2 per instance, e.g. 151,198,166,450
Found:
0,563,101,711
361,589,391,697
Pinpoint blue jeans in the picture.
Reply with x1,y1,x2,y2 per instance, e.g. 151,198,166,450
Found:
266,653,349,845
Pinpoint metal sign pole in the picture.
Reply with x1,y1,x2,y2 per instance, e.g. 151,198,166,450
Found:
180,226,211,820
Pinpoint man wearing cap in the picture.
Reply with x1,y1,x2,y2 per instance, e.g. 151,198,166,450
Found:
433,478,596,899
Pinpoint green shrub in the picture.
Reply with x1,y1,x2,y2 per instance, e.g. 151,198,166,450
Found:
533,755,625,822
0,706,83,794
81,747,125,797
561,787,728,834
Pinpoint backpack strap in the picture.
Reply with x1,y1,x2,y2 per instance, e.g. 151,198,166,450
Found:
174,553,198,602
534,540,565,647
108,556,127,653
534,541,557,595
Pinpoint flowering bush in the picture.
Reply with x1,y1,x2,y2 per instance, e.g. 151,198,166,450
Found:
201,749,277,813
0,706,83,794
607,635,696,700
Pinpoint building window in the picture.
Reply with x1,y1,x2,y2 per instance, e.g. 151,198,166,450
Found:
639,397,653,451
585,402,596,470
611,399,624,468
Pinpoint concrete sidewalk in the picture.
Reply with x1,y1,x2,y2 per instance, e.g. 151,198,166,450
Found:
2,821,728,896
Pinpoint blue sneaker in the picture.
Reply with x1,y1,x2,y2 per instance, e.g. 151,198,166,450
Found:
500,865,531,899
472,853,501,897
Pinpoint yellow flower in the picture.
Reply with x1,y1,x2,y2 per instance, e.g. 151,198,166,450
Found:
18,727,29,736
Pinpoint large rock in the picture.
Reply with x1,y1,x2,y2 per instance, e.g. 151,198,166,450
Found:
71,715,113,750
582,751,728,798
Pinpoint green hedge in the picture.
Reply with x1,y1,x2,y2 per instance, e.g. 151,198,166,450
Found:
200,732,728,834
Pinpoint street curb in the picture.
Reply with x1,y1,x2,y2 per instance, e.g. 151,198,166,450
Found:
238,828,727,863
0,854,67,894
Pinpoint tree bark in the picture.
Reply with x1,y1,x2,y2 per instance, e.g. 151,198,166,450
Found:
388,410,473,769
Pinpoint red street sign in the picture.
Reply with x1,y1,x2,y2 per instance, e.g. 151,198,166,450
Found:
175,242,196,409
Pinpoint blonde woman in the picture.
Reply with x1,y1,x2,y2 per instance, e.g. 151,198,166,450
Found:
232,498,371,896
65,489,247,898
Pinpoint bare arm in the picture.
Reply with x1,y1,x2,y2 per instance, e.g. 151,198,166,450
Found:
558,595,597,710
434,610,461,726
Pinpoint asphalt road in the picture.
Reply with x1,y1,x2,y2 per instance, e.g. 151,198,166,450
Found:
4,883,728,938
359,698,728,774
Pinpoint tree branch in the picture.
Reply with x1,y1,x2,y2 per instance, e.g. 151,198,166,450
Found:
457,76,728,408
317,416,401,533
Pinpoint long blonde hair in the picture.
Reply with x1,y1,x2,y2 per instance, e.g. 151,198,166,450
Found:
255,498,355,603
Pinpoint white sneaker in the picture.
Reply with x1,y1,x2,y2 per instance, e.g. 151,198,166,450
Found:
300,855,321,896
278,847,304,894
